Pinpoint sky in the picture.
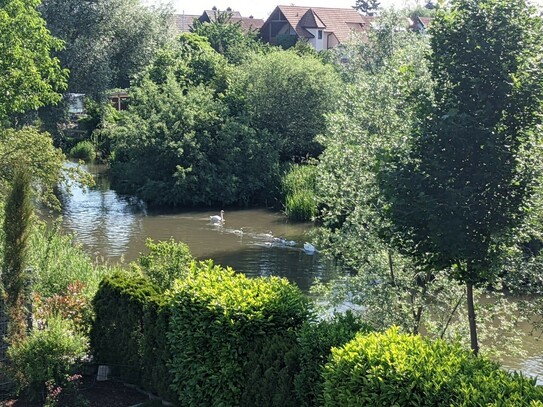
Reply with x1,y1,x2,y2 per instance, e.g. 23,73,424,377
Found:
146,0,543,19
147,0,435,19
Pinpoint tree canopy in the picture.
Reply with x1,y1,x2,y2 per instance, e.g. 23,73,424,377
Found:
379,0,543,354
0,0,67,123
39,0,174,97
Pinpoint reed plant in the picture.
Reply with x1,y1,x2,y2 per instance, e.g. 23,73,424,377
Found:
282,164,317,221
28,220,115,300
69,141,96,161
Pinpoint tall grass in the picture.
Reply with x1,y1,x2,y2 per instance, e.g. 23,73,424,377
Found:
28,220,116,299
282,164,317,221
69,140,96,161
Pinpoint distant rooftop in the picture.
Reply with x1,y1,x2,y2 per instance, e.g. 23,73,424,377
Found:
172,8,264,34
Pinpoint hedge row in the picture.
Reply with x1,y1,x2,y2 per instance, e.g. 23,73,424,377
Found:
323,327,543,407
91,257,543,406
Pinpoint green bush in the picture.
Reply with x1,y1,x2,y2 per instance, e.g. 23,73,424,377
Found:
322,327,543,407
69,141,96,161
29,221,112,300
141,296,176,402
282,164,317,221
7,316,88,401
136,238,193,291
90,271,159,384
240,332,300,407
167,260,309,407
295,312,373,407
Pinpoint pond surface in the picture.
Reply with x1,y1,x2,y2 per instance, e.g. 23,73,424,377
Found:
57,161,336,293
57,161,543,383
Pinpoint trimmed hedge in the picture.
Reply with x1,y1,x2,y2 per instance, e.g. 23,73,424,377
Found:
322,327,543,407
295,312,373,407
90,271,159,384
167,260,309,407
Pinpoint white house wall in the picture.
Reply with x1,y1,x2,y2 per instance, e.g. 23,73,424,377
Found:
305,28,326,51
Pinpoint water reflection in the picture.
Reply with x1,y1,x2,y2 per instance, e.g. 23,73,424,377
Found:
58,162,336,291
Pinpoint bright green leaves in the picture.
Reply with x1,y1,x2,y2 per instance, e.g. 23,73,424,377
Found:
167,261,308,406
0,0,67,122
322,327,543,406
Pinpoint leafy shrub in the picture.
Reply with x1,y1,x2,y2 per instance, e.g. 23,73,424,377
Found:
240,332,300,407
322,327,543,407
29,221,112,300
167,260,309,407
136,238,193,291
8,316,88,401
140,296,177,402
295,312,373,407
91,271,159,384
34,281,93,335
69,141,96,161
282,164,317,221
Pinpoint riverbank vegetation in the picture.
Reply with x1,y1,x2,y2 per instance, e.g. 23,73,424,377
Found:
2,0,543,404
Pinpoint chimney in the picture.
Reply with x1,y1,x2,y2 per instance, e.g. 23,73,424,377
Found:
212,6,217,10
226,6,232,11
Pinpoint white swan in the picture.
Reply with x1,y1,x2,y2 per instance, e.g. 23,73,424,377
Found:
304,242,317,254
210,210,224,223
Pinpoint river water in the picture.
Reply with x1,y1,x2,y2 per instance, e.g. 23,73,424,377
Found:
58,162,543,382
57,162,336,293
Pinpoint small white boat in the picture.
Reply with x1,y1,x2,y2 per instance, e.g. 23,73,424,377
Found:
304,242,317,254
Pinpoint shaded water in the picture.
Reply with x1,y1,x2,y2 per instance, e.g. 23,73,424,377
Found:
58,162,543,382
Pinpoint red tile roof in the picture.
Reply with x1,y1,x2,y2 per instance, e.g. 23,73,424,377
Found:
276,5,371,43
172,14,199,33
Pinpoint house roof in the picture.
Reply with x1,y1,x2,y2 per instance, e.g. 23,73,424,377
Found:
274,5,371,43
172,13,199,33
201,9,243,20
199,9,264,32
239,16,265,32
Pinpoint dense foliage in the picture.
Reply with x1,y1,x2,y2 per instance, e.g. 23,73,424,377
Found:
103,26,341,207
167,260,309,406
28,221,110,299
282,164,317,221
322,327,543,406
91,271,159,384
0,127,90,208
378,0,543,354
295,312,373,407
134,238,193,291
0,0,67,123
2,170,33,344
313,5,543,356
8,316,88,402
191,10,265,64
39,0,173,96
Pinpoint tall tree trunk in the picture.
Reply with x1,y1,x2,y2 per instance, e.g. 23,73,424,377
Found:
387,250,395,286
466,282,479,356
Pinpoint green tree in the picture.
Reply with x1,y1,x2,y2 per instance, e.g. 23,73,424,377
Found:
0,0,67,123
313,11,530,357
2,169,33,344
191,9,265,64
379,0,543,355
354,0,380,15
0,127,91,208
232,50,341,161
39,0,174,96
314,13,440,335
